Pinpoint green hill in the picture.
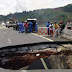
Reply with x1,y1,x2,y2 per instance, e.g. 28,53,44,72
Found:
0,3,72,25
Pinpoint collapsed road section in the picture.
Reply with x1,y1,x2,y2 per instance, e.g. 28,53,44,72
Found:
0,41,72,70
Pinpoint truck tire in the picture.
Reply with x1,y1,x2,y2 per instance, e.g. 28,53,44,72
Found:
13,26,16,30
6,25,7,27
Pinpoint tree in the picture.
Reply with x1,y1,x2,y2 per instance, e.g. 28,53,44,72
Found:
63,4,72,12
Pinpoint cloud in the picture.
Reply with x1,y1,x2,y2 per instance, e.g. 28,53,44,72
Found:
24,0,54,10
25,0,72,10
0,0,72,15
0,0,17,15
17,0,28,11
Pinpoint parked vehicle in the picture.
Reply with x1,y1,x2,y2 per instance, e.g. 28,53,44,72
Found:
6,17,16,28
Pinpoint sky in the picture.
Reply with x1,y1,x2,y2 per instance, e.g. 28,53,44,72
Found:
0,0,72,15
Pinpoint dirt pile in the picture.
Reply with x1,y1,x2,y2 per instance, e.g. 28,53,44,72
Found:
66,56,72,69
58,50,72,69
58,50,72,55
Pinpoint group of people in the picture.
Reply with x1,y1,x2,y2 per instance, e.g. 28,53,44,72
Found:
18,20,65,38
18,20,38,34
46,21,65,38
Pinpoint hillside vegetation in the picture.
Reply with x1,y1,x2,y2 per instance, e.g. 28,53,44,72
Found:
0,4,72,25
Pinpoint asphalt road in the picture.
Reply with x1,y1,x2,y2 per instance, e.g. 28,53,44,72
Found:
0,26,48,47
0,26,70,48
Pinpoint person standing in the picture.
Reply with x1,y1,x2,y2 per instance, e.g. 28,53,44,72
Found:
46,21,51,35
54,21,59,37
59,21,65,34
49,22,54,36
18,21,24,33
29,21,33,33
33,21,36,32
24,21,29,34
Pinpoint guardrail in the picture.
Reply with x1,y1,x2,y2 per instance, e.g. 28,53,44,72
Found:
38,27,55,36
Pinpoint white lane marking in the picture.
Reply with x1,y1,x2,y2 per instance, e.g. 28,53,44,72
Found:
32,33,53,42
40,58,48,70
0,26,7,29
8,38,12,44
22,70,27,72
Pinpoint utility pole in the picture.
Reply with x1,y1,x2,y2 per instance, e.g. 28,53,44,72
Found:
17,0,19,12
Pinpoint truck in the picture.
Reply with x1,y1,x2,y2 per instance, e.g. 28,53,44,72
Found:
6,17,17,28
27,18,38,32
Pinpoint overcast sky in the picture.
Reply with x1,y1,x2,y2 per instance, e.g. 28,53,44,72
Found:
0,0,72,15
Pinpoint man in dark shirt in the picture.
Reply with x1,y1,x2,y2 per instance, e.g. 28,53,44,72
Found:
59,21,65,34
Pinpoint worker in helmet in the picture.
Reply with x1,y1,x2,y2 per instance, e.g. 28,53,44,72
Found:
49,22,54,36
46,20,50,27
46,20,51,35
59,21,62,35
54,21,59,37
59,21,65,35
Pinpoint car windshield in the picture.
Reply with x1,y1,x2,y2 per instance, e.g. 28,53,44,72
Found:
0,0,72,72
